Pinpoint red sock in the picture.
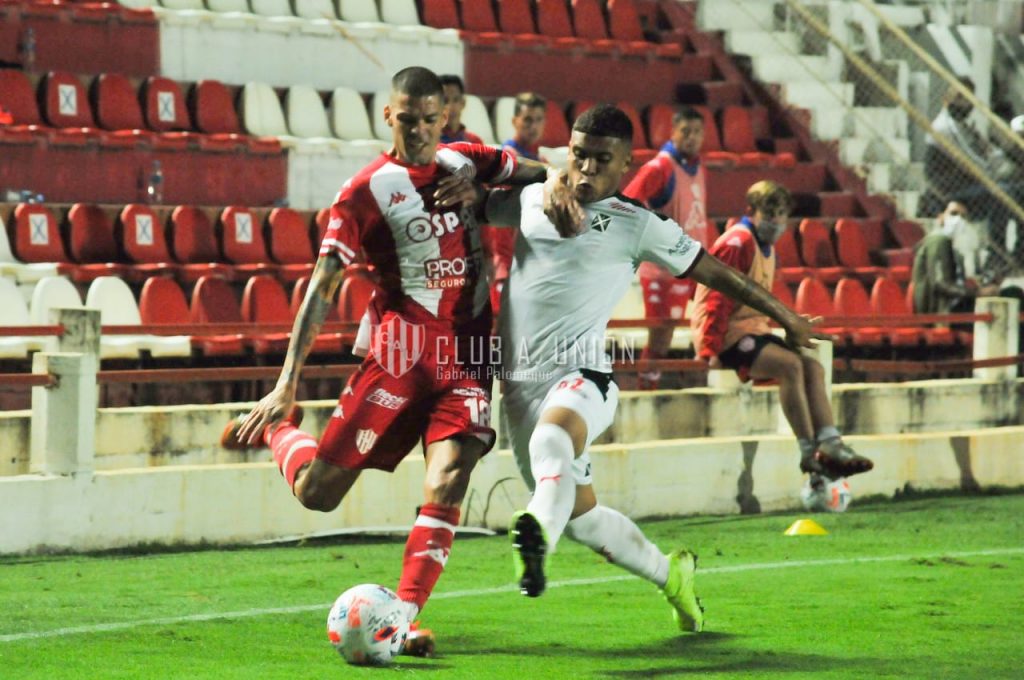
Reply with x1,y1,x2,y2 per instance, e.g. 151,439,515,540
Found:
268,423,317,491
397,503,460,612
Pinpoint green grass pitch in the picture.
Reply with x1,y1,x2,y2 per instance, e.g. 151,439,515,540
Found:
2,494,1022,679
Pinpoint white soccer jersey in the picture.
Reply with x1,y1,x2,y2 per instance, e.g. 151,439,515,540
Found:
491,183,704,381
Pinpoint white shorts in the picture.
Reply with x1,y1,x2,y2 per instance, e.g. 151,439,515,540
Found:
501,369,619,491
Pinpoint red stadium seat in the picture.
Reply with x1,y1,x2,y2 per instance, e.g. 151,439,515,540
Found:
694,106,738,166
497,0,537,34
798,219,846,283
616,100,649,150
572,0,609,40
291,276,341,322
140,276,244,357
266,207,315,281
11,204,69,267
459,0,499,32
891,219,925,248
338,264,378,322
93,73,146,132
119,204,178,279
0,70,44,128
539,100,571,149
168,205,235,282
607,0,644,41
771,277,795,308
774,227,809,284
833,277,888,346
720,106,775,166
66,203,130,282
218,206,275,277
191,80,242,135
42,71,96,129
646,104,675,149
536,0,575,38
795,276,846,342
314,207,332,249
834,219,884,283
240,275,293,354
421,0,460,29
191,275,243,324
872,276,952,347
143,76,192,132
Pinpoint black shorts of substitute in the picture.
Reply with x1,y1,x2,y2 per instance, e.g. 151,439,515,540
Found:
717,334,789,382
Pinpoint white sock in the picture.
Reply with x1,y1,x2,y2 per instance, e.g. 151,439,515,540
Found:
401,600,420,625
565,505,670,588
525,423,576,552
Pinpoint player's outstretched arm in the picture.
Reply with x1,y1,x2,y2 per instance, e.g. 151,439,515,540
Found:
234,254,346,445
688,255,831,350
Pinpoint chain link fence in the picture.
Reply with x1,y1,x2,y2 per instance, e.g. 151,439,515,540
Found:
703,0,1024,281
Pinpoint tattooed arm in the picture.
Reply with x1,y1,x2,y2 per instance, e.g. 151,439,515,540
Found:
235,253,346,445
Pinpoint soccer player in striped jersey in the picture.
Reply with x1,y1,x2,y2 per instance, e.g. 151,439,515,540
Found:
222,67,580,654
480,105,829,632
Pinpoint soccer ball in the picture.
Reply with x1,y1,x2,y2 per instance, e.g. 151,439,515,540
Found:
327,584,409,666
800,475,852,513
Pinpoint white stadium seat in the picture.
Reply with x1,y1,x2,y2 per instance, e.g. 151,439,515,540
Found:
460,94,497,145
241,81,291,138
30,276,83,353
284,84,341,146
371,90,392,142
336,0,379,22
380,0,421,26
250,0,294,18
158,0,205,11
206,0,249,12
492,96,516,145
0,277,32,358
293,0,336,21
85,277,190,359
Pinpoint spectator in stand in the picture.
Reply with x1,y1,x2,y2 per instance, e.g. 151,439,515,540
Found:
439,75,484,145
622,106,710,389
912,200,1000,315
483,92,550,314
690,180,873,482
924,78,993,217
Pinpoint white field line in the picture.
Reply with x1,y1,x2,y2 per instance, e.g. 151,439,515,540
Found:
2,546,1022,644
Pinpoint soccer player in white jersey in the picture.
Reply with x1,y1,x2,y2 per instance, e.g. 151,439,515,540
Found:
480,104,829,632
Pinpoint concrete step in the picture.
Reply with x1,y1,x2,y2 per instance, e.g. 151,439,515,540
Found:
839,137,911,165
864,163,927,194
848,106,909,140
782,80,855,109
724,30,799,56
752,54,841,83
698,0,775,32
888,190,921,217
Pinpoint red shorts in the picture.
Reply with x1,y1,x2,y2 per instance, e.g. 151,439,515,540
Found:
639,268,694,321
317,314,496,472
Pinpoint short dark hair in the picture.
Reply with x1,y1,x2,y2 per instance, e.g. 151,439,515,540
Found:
572,103,633,143
513,92,546,117
392,67,443,99
438,74,465,94
672,106,703,127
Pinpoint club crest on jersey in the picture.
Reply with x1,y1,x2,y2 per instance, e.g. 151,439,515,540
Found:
371,315,426,378
355,428,379,455
590,213,612,232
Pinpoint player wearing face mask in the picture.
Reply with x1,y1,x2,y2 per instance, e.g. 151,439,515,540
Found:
691,181,874,482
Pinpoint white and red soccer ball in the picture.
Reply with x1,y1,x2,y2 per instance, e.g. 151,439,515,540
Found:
327,584,409,666
800,475,852,513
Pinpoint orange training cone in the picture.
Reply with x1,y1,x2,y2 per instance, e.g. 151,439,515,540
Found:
784,519,828,536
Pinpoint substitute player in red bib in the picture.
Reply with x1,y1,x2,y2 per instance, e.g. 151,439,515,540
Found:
623,106,710,389
223,67,573,653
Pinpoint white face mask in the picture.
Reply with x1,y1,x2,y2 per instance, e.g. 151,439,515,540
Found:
757,219,787,244
942,214,967,237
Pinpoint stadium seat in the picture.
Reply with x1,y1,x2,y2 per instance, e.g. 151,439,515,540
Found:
0,211,59,283
460,0,499,33
86,276,191,359
241,82,290,139
421,0,460,29
66,204,130,282
872,276,952,347
798,219,846,283
0,69,45,133
142,76,192,133
834,219,884,283
168,205,235,282
118,204,178,279
10,204,68,275
720,106,775,167
329,87,388,155
540,99,571,149
207,0,249,10
693,106,738,166
794,276,846,343
284,85,340,147
380,0,423,25
30,276,83,351
774,228,809,284
140,276,244,357
832,277,888,347
771,277,795,309
607,0,644,41
572,0,610,40
191,275,246,327
314,207,332,247
492,96,516,144
497,0,538,35
266,207,315,281
42,71,95,130
371,91,392,142
0,277,34,358
534,0,588,49
218,206,276,277
338,264,378,321
460,95,497,145
337,0,380,22
616,101,649,150
240,275,294,354
250,0,293,18
191,80,243,135
646,104,676,149
292,0,336,20
93,73,148,135
891,219,925,248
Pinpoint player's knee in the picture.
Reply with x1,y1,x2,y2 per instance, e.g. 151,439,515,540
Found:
776,352,804,383
296,476,343,512
801,355,824,382
529,422,575,466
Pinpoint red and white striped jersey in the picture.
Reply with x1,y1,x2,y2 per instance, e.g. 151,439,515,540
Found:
320,143,517,333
